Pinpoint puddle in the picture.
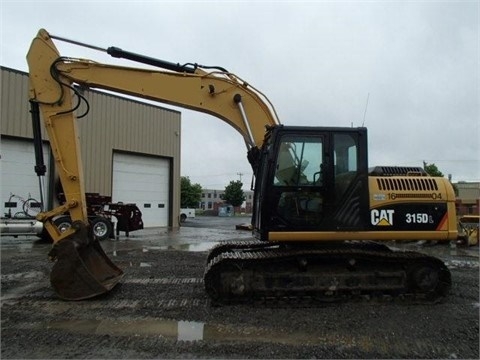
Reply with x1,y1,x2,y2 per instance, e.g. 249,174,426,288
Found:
35,318,320,344
108,241,220,256
389,242,480,260
178,321,204,341
25,316,449,356
144,242,220,252
39,319,205,341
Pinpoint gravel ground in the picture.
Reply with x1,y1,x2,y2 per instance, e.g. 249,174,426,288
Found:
1,216,479,359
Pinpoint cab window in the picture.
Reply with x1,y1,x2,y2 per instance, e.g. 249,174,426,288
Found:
334,134,358,200
274,136,324,186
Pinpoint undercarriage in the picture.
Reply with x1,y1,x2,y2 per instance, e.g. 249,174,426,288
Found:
204,240,451,305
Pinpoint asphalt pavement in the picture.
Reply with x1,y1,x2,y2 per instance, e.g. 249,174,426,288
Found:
1,216,479,359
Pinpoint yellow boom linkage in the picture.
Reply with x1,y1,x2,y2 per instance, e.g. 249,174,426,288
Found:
27,29,279,300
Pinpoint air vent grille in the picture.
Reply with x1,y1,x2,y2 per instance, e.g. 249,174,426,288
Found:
376,177,439,192
369,166,427,176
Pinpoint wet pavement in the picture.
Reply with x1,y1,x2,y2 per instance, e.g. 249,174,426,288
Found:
1,216,479,359
108,216,252,254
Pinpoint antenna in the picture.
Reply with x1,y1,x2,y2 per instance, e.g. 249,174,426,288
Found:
362,92,370,127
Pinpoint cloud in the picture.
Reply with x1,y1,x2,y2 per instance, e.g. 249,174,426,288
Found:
1,1,478,188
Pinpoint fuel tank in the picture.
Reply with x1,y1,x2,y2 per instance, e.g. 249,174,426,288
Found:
0,218,44,236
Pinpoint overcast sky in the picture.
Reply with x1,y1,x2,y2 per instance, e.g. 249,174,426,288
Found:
1,0,478,190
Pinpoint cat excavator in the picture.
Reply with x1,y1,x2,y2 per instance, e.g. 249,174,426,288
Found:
27,29,457,303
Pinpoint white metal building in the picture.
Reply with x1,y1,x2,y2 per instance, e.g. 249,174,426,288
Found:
1,66,182,227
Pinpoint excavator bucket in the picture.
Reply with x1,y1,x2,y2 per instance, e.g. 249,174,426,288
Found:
49,222,124,300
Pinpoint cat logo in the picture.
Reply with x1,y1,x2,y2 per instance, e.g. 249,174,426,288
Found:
371,209,395,226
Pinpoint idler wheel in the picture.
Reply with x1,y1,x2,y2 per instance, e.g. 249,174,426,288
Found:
411,264,439,292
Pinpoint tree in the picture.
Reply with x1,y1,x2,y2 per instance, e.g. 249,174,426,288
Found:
423,161,444,177
180,176,202,208
423,161,458,196
222,180,246,212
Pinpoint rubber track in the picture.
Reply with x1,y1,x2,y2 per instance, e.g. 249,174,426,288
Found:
204,241,451,306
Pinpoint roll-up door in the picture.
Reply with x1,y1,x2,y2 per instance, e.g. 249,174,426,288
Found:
1,138,50,217
112,152,170,227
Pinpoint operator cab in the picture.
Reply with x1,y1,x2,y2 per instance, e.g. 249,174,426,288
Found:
252,125,370,241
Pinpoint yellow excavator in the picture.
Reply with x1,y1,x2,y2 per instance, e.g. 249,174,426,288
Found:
27,29,457,303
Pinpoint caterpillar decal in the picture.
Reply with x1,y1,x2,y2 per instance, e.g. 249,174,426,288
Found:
371,209,395,226
370,203,448,231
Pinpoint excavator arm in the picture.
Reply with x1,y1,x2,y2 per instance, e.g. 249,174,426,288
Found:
26,29,279,300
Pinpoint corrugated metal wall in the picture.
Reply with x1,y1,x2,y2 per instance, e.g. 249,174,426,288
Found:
1,66,181,227
0,68,35,138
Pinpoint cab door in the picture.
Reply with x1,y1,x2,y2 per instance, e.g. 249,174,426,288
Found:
256,126,369,240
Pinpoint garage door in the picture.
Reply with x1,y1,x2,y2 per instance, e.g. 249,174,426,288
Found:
112,152,170,227
1,138,50,217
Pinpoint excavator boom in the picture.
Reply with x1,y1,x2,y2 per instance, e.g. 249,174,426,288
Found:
28,29,279,150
